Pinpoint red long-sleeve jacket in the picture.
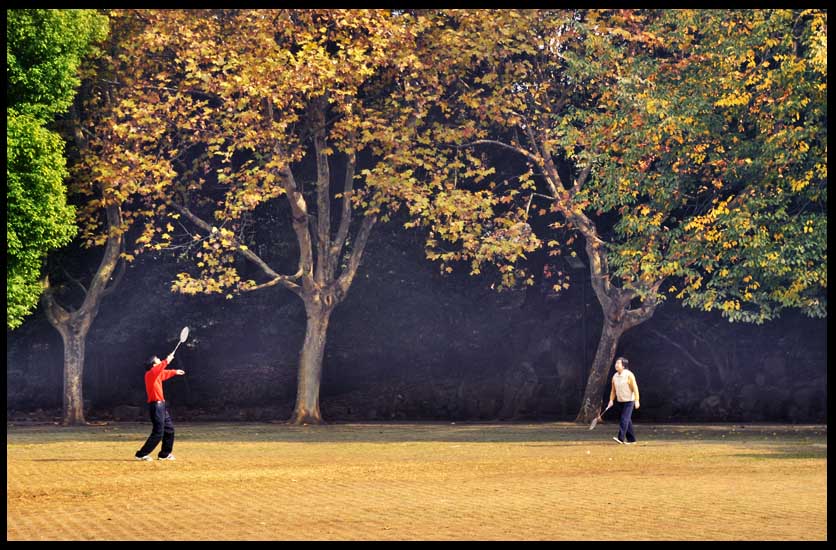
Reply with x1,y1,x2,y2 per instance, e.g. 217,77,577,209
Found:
144,359,178,402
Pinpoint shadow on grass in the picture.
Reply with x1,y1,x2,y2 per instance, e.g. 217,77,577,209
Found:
732,446,827,460
7,422,828,447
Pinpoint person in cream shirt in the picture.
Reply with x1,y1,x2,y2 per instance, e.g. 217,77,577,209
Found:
608,357,640,444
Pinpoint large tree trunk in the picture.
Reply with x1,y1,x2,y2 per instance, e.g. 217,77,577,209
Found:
172,101,378,426
289,301,333,425
576,319,626,423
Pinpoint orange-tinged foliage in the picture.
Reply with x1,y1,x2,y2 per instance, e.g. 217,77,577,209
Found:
79,9,438,300
75,10,826,325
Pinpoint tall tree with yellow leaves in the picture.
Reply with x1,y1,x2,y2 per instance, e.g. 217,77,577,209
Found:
82,9,436,424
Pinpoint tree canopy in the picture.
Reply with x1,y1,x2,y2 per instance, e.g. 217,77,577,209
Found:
6,9,108,329
20,9,826,424
399,9,826,323
82,10,432,298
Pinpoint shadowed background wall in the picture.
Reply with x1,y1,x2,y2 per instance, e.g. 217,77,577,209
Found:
7,226,827,423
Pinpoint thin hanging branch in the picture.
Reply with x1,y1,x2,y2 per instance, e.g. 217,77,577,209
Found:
170,201,303,294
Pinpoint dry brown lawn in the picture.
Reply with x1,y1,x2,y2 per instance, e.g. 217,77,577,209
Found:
6,421,827,541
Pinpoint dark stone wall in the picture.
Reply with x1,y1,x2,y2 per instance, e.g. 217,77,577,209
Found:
6,226,827,423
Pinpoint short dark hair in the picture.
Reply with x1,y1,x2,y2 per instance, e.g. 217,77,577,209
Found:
144,356,158,371
616,357,629,368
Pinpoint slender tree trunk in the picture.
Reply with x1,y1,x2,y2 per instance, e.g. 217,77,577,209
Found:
41,203,124,427
574,297,660,423
575,319,626,423
495,129,666,424
289,301,333,425
565,206,661,423
56,318,92,425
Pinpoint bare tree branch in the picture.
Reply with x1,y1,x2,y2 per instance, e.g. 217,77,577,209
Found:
335,214,377,297
331,152,356,267
40,276,71,327
62,267,88,296
170,201,303,294
312,99,333,285
457,139,542,166
623,293,661,331
584,239,615,313
77,203,124,319
527,126,565,196
650,328,713,375
271,143,315,279
101,232,128,298
573,164,592,195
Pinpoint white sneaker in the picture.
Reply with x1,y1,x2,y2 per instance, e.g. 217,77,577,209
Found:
158,454,176,461
625,441,637,445
135,455,152,461
612,437,624,444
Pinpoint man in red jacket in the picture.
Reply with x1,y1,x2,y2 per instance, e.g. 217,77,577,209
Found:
135,351,186,461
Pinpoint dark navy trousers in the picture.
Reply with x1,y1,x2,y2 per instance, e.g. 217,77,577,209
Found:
136,401,175,458
615,400,637,443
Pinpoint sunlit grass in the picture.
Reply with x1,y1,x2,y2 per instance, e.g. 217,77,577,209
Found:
7,422,826,541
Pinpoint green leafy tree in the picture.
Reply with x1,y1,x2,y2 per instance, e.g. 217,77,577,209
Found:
17,10,131,427
7,114,76,329
7,9,109,330
400,9,826,421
